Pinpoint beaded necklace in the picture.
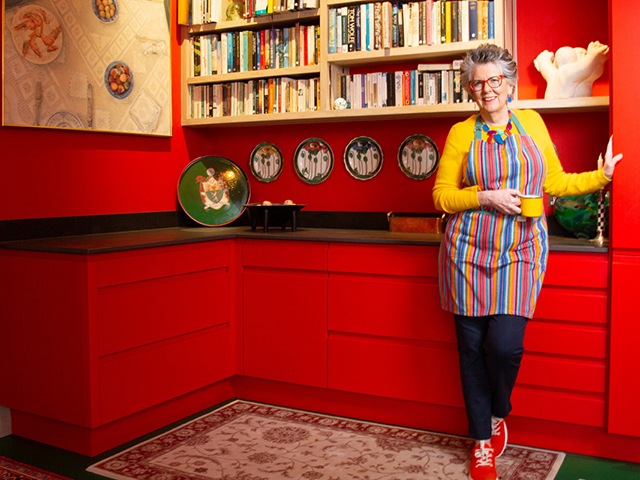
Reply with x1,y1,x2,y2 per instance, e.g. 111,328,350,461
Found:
482,110,513,145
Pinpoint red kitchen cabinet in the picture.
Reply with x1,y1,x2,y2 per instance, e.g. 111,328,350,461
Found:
242,240,328,388
0,241,235,455
327,244,609,430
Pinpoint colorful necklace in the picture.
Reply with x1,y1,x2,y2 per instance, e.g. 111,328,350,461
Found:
482,110,513,145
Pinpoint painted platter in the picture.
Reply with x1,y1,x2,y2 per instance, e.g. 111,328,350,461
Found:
343,136,383,180
250,142,283,183
294,138,333,185
397,134,440,180
177,156,250,227
46,111,83,129
11,5,63,65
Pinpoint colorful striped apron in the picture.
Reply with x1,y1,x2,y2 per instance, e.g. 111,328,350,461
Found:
439,112,548,319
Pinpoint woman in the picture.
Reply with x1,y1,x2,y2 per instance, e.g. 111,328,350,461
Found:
432,44,622,480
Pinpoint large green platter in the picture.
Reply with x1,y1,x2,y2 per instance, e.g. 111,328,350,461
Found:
177,156,250,226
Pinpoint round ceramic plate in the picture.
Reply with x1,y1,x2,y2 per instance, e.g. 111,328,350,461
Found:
177,156,250,227
250,142,283,183
344,136,383,180
11,5,63,65
105,61,134,99
92,0,119,23
398,134,440,180
46,111,83,129
294,138,334,184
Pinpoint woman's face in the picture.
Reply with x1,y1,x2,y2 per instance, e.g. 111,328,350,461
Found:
470,62,514,120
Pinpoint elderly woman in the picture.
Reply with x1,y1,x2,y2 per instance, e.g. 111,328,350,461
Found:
432,44,622,480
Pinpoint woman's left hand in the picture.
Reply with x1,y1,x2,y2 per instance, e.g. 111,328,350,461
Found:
603,135,623,179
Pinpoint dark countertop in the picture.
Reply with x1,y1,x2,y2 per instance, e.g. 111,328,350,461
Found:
0,226,608,255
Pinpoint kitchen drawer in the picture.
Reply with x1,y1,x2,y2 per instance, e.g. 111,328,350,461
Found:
534,286,607,324
328,244,439,277
525,321,607,359
242,240,327,271
328,335,463,407
98,267,229,357
99,326,232,424
96,241,230,288
329,273,454,343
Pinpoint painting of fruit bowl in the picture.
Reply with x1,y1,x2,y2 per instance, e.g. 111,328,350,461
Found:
104,61,133,99
92,0,119,23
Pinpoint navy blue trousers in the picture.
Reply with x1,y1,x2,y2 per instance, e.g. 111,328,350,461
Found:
454,314,528,440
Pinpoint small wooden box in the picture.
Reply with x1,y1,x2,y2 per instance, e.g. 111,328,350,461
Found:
387,212,445,233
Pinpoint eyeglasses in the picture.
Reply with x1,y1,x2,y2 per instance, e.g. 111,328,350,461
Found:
469,75,504,92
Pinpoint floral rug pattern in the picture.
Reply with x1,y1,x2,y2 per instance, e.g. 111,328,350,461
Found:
0,456,72,480
87,401,564,480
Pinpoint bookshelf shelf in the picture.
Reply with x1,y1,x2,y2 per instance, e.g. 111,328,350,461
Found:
327,39,497,66
187,9,320,34
181,97,610,127
187,64,322,84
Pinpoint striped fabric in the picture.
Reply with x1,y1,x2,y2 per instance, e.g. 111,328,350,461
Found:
439,113,548,318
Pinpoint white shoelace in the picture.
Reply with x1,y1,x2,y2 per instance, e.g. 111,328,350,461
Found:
491,417,502,436
474,444,494,467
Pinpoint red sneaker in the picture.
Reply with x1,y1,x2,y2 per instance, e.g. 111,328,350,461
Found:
491,417,508,457
469,441,497,480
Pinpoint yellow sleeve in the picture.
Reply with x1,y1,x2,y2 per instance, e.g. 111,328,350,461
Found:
432,115,482,213
517,109,611,197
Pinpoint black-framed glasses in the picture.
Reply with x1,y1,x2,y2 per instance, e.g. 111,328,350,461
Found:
469,75,504,92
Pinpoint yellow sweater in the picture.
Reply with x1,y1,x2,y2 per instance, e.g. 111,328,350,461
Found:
432,109,611,214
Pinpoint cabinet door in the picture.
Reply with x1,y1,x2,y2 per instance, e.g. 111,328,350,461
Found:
242,241,328,388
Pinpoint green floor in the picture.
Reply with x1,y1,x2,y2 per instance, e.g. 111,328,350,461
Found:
1,403,639,480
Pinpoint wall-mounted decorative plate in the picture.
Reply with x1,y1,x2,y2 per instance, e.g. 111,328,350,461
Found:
250,142,283,183
344,136,383,180
46,111,83,129
294,138,333,184
177,156,250,227
398,134,440,180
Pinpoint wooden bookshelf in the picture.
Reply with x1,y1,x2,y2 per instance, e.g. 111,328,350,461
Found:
180,0,610,126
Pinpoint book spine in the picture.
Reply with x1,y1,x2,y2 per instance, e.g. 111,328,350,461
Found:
451,1,458,42
347,6,356,52
391,3,398,48
440,0,446,43
403,71,410,106
488,0,494,39
468,0,477,41
329,8,337,54
193,36,201,76
374,3,382,50
355,5,361,51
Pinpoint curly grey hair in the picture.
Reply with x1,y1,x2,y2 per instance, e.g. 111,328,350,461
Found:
460,44,518,94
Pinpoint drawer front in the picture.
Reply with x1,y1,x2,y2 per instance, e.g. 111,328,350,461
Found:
329,273,455,343
525,321,607,359
99,327,232,424
328,244,439,277
98,268,229,357
242,240,327,271
328,335,464,407
534,286,607,324
545,251,608,288
96,242,230,288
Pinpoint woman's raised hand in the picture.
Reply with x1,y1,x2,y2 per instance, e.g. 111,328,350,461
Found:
603,135,623,179
477,188,523,215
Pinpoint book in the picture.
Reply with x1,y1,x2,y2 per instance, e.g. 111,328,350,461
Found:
382,2,392,48
355,4,361,51
469,0,478,40
347,6,356,52
374,3,382,50
461,0,469,42
417,62,453,71
488,0,494,39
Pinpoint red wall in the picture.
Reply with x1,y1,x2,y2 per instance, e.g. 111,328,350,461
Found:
0,0,610,221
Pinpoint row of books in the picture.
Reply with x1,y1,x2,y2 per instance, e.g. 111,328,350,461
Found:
179,0,317,25
328,0,495,53
334,64,472,109
190,24,319,77
188,77,320,118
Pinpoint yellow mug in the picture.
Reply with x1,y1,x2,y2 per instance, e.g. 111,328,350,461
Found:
519,194,544,217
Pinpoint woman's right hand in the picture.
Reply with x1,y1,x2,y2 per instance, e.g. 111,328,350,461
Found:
478,188,523,215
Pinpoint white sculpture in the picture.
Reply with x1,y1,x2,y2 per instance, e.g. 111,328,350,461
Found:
534,41,609,99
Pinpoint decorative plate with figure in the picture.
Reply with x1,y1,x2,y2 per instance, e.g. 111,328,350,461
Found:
250,142,283,183
344,136,383,180
294,138,334,184
398,134,440,180
177,156,250,227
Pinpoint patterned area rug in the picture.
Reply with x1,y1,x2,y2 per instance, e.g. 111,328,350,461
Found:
0,456,72,480
87,401,564,480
